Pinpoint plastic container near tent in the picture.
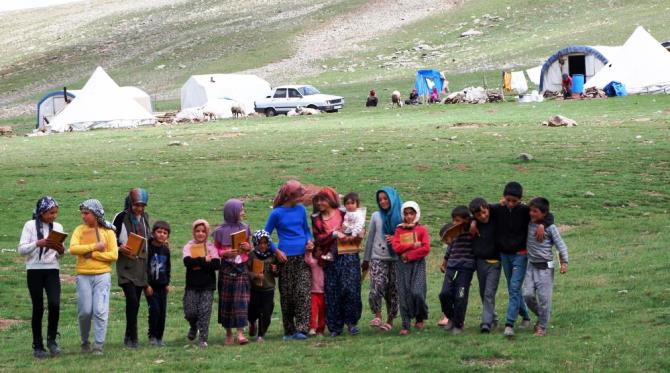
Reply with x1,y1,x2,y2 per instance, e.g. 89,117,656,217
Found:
415,69,443,96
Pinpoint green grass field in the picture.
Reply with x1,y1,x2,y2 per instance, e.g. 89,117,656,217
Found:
1,95,669,372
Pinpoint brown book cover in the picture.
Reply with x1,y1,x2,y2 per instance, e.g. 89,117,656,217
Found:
252,258,265,274
337,238,361,254
231,230,247,254
126,233,146,256
439,222,466,243
399,232,416,245
190,243,206,258
47,230,68,244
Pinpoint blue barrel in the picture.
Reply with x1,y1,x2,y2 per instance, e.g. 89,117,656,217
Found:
572,74,585,94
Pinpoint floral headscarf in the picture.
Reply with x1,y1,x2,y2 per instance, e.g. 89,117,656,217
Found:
79,199,115,230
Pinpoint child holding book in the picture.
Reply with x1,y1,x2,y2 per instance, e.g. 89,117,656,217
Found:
391,201,430,335
145,221,171,347
19,196,65,358
213,199,253,345
523,197,569,337
183,219,220,348
247,230,278,343
69,199,118,355
438,206,475,335
322,192,365,262
304,244,325,336
112,188,150,349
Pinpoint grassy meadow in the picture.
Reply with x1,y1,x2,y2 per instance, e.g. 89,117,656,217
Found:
1,94,669,372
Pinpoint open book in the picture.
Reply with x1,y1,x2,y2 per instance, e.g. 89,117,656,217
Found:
126,233,146,257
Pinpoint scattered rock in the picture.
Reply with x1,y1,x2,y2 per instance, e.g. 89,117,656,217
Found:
584,191,595,198
17,179,26,185
460,29,483,37
545,115,577,127
0,125,13,135
617,289,628,294
168,141,182,146
0,319,22,331
518,153,533,161
155,64,166,70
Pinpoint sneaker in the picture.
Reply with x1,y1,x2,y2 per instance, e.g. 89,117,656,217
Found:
491,320,499,330
157,340,166,347
199,341,208,348
123,337,138,349
348,326,360,335
503,326,515,338
443,320,454,331
480,324,491,334
33,348,49,359
308,328,317,336
80,341,91,353
415,321,425,330
330,331,341,338
187,328,197,341
47,338,60,356
149,337,159,346
451,327,463,335
520,319,531,329
292,332,307,340
249,323,257,337
92,344,104,356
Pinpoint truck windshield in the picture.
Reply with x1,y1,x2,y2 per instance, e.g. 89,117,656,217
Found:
298,86,320,95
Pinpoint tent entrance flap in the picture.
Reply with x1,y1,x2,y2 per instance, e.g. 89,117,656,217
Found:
568,55,586,76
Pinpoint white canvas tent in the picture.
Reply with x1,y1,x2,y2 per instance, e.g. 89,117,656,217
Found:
539,45,621,92
180,74,271,115
585,27,670,94
49,67,155,132
119,86,153,112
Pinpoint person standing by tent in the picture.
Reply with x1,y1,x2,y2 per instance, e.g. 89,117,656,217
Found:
311,187,363,337
440,71,449,94
112,188,150,349
366,90,378,107
562,74,573,99
264,180,313,340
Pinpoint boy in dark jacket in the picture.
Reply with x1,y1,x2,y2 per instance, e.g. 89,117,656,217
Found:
438,206,475,335
469,198,500,333
247,230,279,343
145,221,171,347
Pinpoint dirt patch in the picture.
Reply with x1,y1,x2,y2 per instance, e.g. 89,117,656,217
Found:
452,164,470,172
643,191,666,198
60,273,76,284
220,132,242,139
439,122,491,129
303,167,318,174
462,357,514,368
556,224,575,233
513,164,528,173
0,319,22,331
415,164,431,171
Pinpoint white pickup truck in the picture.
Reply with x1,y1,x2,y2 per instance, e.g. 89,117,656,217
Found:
254,85,344,116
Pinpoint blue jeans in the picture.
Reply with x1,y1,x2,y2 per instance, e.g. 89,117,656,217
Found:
501,253,529,326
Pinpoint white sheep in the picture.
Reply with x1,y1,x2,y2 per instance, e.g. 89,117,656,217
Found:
296,106,320,115
391,90,403,108
231,102,246,118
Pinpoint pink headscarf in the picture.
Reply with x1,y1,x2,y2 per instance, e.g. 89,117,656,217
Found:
192,219,210,239
272,180,306,208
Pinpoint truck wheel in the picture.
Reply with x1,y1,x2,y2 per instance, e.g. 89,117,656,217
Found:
265,108,277,117
307,105,318,110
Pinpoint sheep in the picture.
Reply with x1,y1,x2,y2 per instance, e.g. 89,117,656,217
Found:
203,111,217,121
391,90,403,108
231,102,246,118
295,106,320,115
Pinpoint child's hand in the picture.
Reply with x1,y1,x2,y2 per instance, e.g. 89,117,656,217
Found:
205,255,212,262
275,249,288,263
36,239,48,248
240,242,252,252
270,264,278,273
144,286,154,297
400,253,409,263
413,241,422,248
440,259,447,273
166,286,171,294
535,224,546,242
336,231,346,240
469,220,479,237
385,234,393,244
50,242,65,255
256,273,265,280
305,241,314,251
560,262,568,274
95,241,106,252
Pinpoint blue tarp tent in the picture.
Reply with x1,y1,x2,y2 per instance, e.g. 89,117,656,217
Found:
415,69,443,96
36,90,76,129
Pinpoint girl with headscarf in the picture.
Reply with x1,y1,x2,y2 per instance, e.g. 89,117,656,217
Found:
391,201,430,335
212,199,253,345
311,187,363,336
112,188,150,349
69,199,118,355
264,180,313,340
183,219,220,348
18,196,65,358
362,187,402,332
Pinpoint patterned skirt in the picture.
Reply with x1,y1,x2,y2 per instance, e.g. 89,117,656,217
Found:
218,261,250,328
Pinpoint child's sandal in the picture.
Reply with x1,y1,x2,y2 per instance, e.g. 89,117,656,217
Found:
369,318,383,328
224,336,234,346
379,323,393,331
237,336,249,345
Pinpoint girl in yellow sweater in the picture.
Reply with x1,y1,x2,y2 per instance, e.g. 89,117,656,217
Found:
69,199,118,356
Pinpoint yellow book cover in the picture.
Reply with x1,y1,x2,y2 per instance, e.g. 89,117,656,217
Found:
252,258,265,274
126,233,145,256
231,230,247,254
189,243,206,258
399,232,416,245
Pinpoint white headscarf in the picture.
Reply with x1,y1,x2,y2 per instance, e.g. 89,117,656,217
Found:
401,201,421,225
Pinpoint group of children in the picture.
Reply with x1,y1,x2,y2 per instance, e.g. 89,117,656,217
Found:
18,181,569,358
